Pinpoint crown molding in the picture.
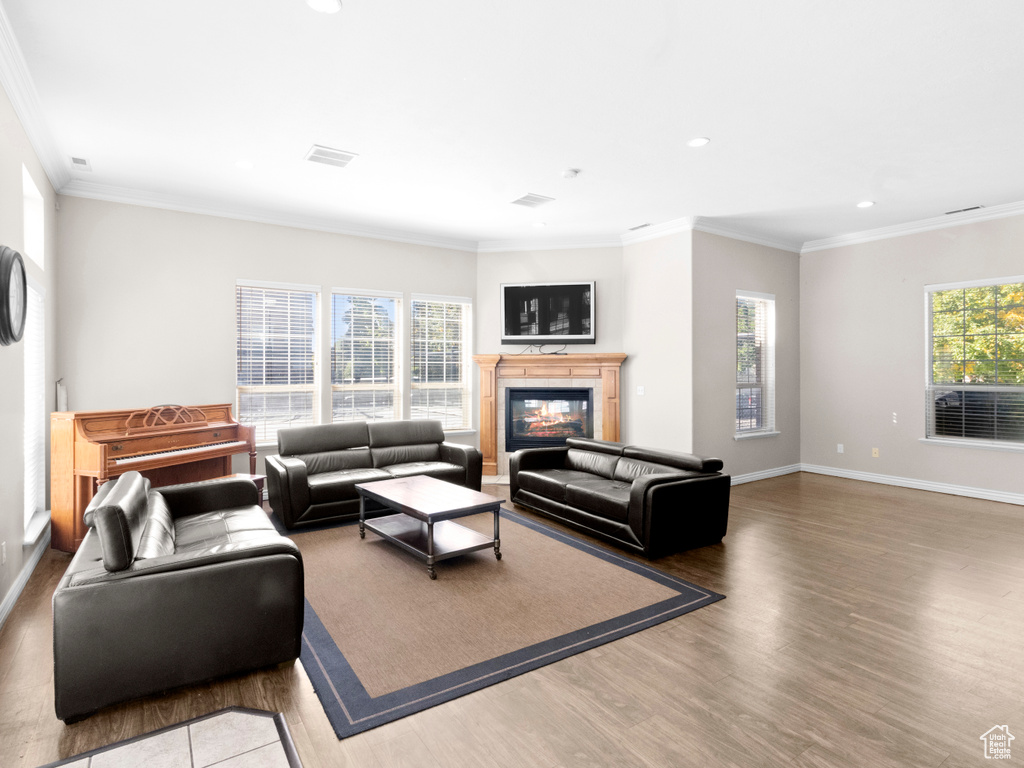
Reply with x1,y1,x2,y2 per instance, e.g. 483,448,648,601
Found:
800,200,1024,253
59,180,480,253
691,218,802,253
618,216,695,246
476,234,624,253
0,2,70,191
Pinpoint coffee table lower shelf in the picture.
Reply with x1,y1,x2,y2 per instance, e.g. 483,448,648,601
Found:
361,513,501,579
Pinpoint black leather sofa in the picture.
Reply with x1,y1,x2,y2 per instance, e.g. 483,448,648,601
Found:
265,419,483,529
52,471,304,722
509,437,730,558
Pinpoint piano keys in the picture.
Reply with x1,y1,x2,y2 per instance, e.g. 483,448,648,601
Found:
50,403,256,552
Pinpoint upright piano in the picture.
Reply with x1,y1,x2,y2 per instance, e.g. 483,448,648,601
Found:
50,403,256,552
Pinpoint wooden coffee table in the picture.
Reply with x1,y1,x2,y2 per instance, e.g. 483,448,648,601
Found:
355,475,503,579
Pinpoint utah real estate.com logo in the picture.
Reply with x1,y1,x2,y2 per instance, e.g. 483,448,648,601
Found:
980,725,1014,760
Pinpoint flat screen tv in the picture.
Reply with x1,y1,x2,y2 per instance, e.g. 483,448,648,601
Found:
501,281,595,345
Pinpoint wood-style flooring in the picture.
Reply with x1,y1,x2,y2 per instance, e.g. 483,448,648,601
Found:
2,473,1022,767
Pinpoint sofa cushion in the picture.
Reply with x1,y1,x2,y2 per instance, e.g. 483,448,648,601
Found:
296,447,373,475
565,478,632,523
622,446,724,473
135,491,175,560
83,471,151,572
279,421,370,456
516,468,596,503
307,467,392,504
565,448,618,479
368,419,445,448
173,505,279,552
384,461,465,484
372,443,441,468
565,437,625,456
613,457,683,483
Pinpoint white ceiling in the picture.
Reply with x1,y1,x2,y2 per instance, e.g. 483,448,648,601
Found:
3,0,1024,252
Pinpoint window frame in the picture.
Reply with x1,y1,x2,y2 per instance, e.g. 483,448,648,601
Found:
235,279,321,445
23,276,47,540
330,288,403,423
735,290,778,440
410,293,473,430
923,275,1024,451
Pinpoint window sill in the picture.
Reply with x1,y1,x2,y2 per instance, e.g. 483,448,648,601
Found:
734,430,780,441
24,508,50,546
919,437,1024,454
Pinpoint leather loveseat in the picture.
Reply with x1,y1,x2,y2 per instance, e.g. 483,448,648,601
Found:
509,437,730,558
52,471,304,722
265,419,483,529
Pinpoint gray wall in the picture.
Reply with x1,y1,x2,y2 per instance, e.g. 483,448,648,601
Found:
55,195,479,462
692,230,801,476
0,82,58,607
800,215,1024,496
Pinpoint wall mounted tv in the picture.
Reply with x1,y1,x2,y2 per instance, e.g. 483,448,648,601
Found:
501,281,595,345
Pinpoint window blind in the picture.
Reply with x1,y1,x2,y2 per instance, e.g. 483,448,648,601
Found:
736,292,776,434
410,296,471,429
24,282,45,530
236,283,318,443
926,279,1024,444
331,292,400,422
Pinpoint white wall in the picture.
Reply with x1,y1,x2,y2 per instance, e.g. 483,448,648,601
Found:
621,232,693,452
800,215,1024,497
691,230,801,476
0,81,58,609
55,196,479,463
475,246,625,356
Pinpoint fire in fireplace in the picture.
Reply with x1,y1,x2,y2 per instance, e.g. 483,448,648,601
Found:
505,387,594,452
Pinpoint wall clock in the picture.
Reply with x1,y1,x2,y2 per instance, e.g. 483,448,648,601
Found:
0,246,27,346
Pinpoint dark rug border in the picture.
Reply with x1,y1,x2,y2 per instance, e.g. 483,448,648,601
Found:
290,507,724,739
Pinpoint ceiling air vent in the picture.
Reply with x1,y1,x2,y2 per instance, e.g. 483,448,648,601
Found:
305,145,358,168
70,156,92,172
628,223,652,231
511,193,555,208
945,205,983,215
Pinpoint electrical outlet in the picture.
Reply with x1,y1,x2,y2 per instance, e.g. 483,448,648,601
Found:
1,541,6,566
837,444,844,454
872,447,880,458
636,385,645,396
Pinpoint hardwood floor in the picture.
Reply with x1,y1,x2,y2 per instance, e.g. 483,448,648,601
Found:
2,473,1022,767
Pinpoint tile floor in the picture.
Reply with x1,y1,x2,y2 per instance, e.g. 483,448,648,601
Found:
40,708,301,768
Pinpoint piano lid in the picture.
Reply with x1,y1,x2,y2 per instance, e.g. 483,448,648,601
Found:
54,403,242,441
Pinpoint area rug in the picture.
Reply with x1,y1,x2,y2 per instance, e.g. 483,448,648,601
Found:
284,508,723,739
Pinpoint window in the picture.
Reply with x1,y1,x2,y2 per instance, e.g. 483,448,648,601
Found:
926,277,1024,445
24,280,45,534
22,166,44,269
736,291,776,436
410,295,471,429
236,282,319,443
331,291,401,422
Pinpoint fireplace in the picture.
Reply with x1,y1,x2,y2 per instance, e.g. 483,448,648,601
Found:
505,387,593,452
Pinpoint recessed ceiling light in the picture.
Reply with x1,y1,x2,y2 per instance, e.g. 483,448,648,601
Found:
857,200,875,208
687,137,711,148
306,0,341,13
533,222,547,228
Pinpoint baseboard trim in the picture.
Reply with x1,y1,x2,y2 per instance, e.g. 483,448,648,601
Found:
730,464,802,485
799,464,1024,507
0,527,51,632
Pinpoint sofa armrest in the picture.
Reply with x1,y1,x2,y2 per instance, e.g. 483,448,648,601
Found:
508,446,569,499
158,477,259,518
439,442,483,490
628,473,731,557
265,454,311,527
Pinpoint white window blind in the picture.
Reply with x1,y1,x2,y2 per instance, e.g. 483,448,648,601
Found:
236,282,319,443
410,295,471,429
24,281,45,531
926,278,1024,444
331,291,401,422
22,166,44,269
736,292,776,435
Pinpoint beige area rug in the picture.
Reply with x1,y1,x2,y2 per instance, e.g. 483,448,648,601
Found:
287,508,723,738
